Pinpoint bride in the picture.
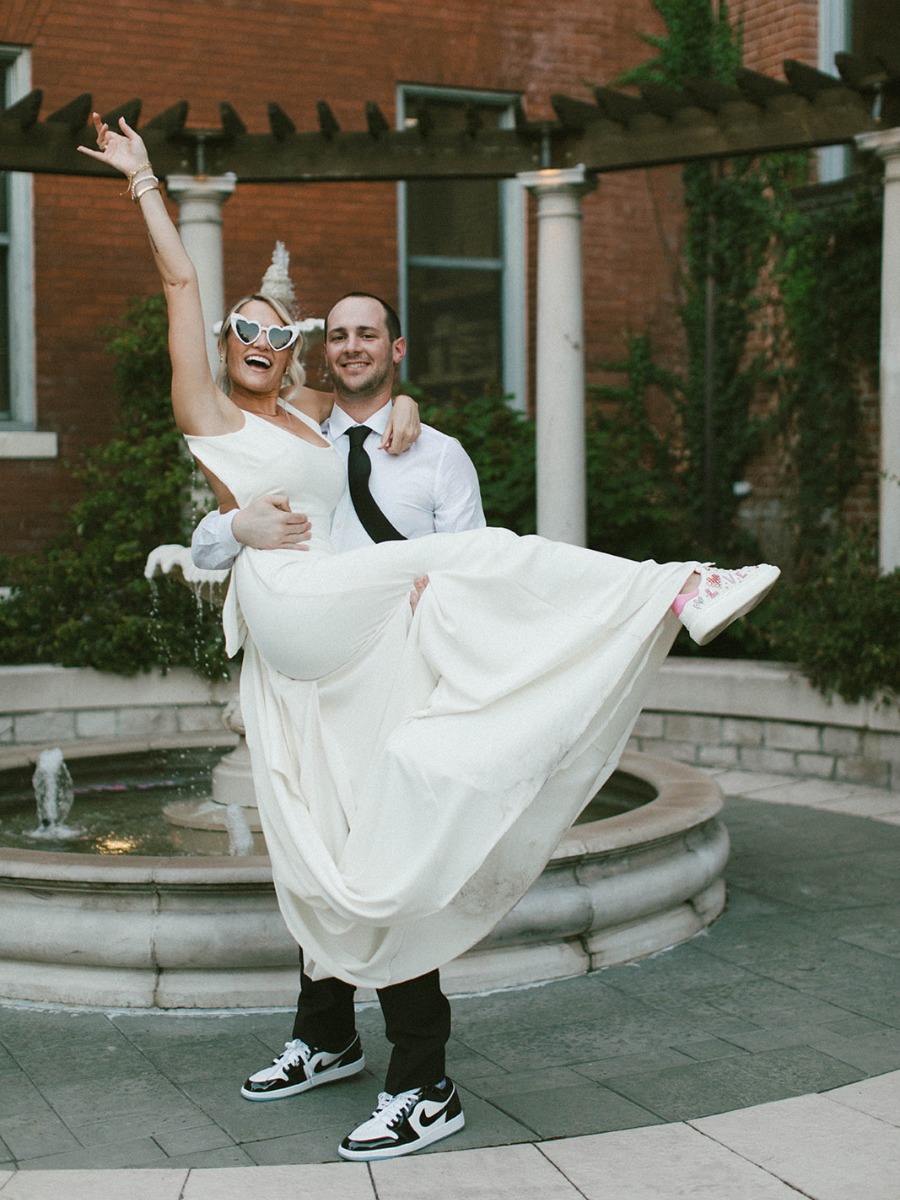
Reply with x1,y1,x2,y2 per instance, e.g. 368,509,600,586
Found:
80,116,779,991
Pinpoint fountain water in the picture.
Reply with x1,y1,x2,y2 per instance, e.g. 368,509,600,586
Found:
144,544,267,853
28,747,83,841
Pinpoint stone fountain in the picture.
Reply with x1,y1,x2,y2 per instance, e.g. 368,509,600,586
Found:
0,540,729,1008
0,734,727,1008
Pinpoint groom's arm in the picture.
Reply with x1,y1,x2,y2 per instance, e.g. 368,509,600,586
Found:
432,439,486,533
190,497,312,570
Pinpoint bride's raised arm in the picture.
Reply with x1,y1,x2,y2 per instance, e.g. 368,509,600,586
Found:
78,114,238,438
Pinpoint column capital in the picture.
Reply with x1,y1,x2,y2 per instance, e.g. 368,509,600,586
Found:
517,164,598,197
165,173,238,204
855,127,900,162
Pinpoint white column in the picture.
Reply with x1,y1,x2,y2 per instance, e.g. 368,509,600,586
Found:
165,174,237,371
855,128,900,572
519,165,597,545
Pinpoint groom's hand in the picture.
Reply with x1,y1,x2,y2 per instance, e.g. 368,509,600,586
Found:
232,495,312,551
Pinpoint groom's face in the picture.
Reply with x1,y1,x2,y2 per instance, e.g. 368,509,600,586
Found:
324,296,406,403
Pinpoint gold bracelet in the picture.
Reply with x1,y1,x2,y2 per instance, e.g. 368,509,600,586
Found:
132,177,160,203
127,161,152,185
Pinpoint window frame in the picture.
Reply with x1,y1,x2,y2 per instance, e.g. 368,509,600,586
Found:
396,83,527,409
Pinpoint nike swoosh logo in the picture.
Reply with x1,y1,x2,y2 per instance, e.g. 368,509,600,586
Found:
418,1100,452,1128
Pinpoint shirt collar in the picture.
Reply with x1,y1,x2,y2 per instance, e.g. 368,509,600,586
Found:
325,400,392,439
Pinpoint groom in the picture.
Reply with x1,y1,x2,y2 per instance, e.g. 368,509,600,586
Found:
191,291,485,1161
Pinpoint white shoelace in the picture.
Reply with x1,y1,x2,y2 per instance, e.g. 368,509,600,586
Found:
270,1038,311,1075
372,1087,422,1127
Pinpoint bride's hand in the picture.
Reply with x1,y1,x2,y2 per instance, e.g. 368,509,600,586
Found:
409,575,429,615
77,113,151,179
381,394,420,455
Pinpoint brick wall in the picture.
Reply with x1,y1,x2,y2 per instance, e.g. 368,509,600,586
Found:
3,0,852,564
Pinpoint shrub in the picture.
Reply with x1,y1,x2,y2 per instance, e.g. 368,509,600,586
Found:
0,296,228,678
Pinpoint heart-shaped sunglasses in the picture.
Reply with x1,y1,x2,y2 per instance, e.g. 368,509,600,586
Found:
229,312,302,352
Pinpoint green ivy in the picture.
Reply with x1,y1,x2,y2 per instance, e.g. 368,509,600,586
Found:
772,175,882,558
619,0,794,555
0,296,228,678
586,334,693,562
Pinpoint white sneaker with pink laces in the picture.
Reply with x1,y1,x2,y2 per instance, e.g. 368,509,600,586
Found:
678,563,780,646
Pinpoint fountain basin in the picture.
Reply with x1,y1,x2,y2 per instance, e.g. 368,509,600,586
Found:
0,740,726,1007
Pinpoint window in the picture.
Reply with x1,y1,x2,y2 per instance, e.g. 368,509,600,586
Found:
397,86,526,407
0,45,42,452
818,0,850,181
819,0,900,182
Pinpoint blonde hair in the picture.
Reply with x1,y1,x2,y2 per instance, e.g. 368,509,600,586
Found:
216,292,306,395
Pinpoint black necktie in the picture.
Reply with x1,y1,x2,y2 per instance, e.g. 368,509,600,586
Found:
345,425,407,543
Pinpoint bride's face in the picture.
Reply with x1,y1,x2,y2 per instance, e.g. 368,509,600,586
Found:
225,299,294,396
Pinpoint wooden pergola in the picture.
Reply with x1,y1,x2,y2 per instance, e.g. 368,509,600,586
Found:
3,54,899,566
0,56,888,179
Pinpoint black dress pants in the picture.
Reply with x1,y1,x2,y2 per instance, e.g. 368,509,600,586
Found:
291,950,451,1095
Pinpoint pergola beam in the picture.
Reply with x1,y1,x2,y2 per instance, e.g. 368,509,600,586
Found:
0,58,884,182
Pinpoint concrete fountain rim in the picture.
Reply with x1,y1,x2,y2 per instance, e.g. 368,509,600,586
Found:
0,738,722,885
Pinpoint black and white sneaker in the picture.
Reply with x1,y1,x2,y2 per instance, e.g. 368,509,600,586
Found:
338,1078,465,1161
240,1034,364,1101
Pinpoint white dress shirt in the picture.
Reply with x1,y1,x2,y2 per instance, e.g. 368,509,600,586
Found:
191,400,485,569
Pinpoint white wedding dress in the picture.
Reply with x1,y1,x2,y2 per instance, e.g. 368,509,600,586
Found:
185,409,696,988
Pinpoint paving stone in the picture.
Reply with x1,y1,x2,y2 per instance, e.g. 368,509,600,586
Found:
151,1122,239,1158
725,854,897,911
692,1092,900,1200
542,1122,805,1199
111,1019,279,1088
0,1108,81,1162
242,1128,356,1167
794,904,900,960
813,988,900,1027
194,1068,382,1150
669,1037,750,1062
716,1023,829,1053
683,976,857,1027
371,1142,583,1199
600,1044,864,1123
570,1047,699,1081
823,1016,893,1038
162,1145,258,1168
68,1104,222,1152
442,1034,512,1080
744,945,899,1004
1,1167,188,1199
484,1080,659,1138
698,910,845,967
803,1029,900,1073
182,1162,375,1199
594,943,758,1001
15,1136,172,1170
0,1072,56,1119
827,1071,900,1127
465,1066,596,1098
713,770,796,795
40,1076,203,1131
